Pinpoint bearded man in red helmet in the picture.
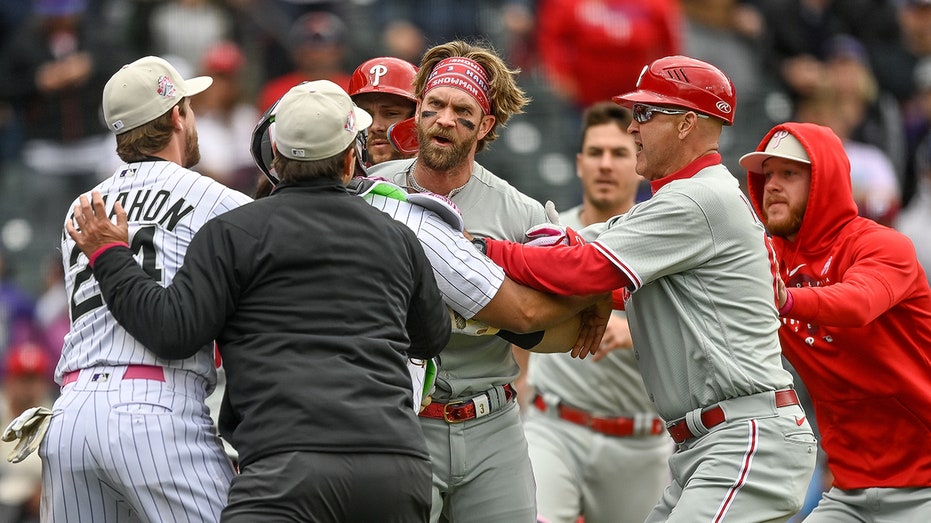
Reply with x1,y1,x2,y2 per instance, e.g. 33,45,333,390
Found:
472,55,818,522
348,56,419,167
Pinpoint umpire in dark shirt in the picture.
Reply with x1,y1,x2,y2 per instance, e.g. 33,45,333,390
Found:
66,80,451,522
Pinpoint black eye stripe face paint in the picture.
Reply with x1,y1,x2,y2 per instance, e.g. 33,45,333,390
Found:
457,118,476,130
421,110,437,118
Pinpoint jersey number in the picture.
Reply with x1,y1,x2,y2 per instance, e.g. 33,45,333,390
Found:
69,225,163,320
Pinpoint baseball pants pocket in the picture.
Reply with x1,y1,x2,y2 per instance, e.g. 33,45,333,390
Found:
778,429,819,513
784,430,818,446
112,401,173,415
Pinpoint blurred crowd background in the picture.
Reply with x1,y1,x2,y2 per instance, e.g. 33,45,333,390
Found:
1,1,931,520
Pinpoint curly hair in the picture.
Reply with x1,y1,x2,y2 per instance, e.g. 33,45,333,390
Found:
414,40,530,152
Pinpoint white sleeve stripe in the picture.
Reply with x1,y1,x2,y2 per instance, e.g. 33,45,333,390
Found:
593,241,642,289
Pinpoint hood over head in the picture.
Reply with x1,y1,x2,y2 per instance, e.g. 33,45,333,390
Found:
744,122,857,254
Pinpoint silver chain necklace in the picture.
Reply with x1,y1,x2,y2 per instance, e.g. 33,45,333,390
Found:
406,161,470,198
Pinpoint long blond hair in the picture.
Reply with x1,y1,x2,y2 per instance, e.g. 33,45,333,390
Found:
414,40,530,152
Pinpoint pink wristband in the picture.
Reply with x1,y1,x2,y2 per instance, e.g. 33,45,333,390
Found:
778,289,794,316
89,242,129,267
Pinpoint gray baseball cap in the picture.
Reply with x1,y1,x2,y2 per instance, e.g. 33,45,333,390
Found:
274,80,372,161
739,130,811,173
102,56,212,135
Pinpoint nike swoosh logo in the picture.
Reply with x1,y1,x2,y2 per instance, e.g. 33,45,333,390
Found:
795,416,806,426
788,264,806,277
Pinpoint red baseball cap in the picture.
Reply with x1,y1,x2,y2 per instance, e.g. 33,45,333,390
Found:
202,41,245,75
5,343,51,377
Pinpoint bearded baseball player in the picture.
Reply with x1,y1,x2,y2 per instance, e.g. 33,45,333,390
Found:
742,122,931,521
65,80,451,521
475,56,818,522
366,40,553,523
39,56,251,521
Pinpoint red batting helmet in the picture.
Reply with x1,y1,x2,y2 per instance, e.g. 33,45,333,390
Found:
349,57,418,103
613,55,736,125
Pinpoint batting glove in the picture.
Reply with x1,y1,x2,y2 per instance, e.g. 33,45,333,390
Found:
544,200,561,225
524,224,586,247
449,308,499,336
2,406,52,463
524,200,586,246
408,192,464,232
408,358,438,413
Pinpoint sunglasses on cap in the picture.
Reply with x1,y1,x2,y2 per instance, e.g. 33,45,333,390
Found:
631,103,710,124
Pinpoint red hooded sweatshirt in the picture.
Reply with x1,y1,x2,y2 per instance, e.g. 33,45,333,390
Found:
746,122,931,489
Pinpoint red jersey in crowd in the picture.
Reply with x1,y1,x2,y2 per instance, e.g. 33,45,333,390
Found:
536,0,681,107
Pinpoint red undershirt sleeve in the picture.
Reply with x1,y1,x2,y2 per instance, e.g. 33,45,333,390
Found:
612,289,628,310
484,238,632,296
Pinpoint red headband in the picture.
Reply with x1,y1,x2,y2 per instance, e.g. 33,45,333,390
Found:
424,57,491,114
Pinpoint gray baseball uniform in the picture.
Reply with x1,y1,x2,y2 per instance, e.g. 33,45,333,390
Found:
523,204,672,523
369,158,546,523
486,160,818,522
581,164,817,522
44,160,251,522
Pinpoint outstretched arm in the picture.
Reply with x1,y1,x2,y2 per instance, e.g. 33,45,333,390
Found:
777,231,920,326
473,277,602,333
484,239,632,296
473,278,609,359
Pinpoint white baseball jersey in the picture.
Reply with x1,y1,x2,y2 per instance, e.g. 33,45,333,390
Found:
43,159,251,522
369,159,547,397
363,191,504,319
370,158,547,523
58,161,252,386
362,184,505,412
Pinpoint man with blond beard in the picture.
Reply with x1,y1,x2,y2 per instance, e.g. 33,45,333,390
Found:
741,122,931,521
368,40,554,522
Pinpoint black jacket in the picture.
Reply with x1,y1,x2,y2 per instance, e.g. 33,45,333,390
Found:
93,178,450,467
